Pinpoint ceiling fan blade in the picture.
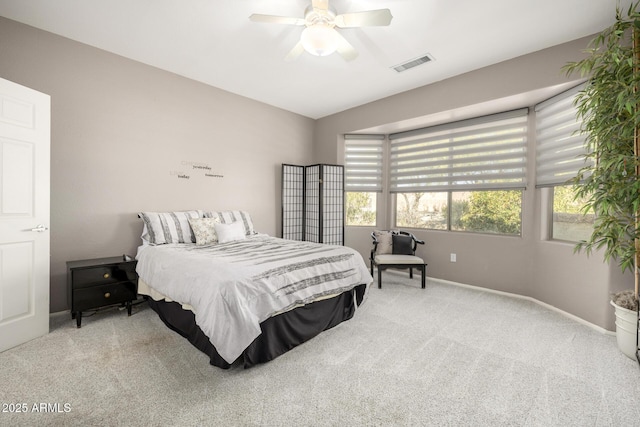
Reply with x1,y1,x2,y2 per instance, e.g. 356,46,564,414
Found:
334,9,393,28
311,0,329,12
249,14,305,26
285,41,305,62
333,31,358,61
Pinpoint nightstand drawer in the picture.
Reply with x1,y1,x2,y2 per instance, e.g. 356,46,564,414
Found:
73,282,137,312
72,264,137,288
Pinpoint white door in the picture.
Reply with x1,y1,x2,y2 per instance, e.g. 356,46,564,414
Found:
0,77,50,353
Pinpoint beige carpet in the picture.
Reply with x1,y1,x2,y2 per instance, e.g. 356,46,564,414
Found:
2,271,639,426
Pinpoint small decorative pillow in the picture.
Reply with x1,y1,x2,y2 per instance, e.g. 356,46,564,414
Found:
373,230,393,254
139,210,201,244
214,221,247,244
188,217,220,246
203,210,255,235
392,234,414,255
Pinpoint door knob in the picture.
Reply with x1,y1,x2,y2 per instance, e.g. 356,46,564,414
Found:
30,224,48,232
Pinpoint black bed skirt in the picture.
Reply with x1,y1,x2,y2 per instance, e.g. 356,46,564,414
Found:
146,284,367,369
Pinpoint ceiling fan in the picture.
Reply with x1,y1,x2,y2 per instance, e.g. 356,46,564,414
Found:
249,0,393,61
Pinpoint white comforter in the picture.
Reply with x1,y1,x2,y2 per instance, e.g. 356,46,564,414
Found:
136,234,372,363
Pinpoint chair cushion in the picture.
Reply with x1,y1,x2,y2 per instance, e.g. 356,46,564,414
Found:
392,234,414,255
373,230,393,254
375,254,424,265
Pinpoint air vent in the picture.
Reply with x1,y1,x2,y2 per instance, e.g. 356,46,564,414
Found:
392,54,434,73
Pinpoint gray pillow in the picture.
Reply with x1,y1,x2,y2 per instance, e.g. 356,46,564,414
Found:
373,231,393,254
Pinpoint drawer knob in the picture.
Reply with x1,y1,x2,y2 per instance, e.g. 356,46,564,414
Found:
103,273,110,279
104,292,111,298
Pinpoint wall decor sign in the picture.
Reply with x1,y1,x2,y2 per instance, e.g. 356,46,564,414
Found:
169,160,224,181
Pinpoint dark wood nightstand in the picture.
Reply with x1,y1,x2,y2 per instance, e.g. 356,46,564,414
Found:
67,256,138,328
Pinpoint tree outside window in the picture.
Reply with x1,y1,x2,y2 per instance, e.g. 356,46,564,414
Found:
395,190,522,235
552,185,594,242
395,192,447,230
452,190,522,235
345,192,377,226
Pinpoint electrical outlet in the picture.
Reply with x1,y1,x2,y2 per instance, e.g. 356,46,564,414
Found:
450,253,457,262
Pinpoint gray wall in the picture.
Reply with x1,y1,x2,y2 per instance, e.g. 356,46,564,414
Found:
314,36,634,331
0,17,315,312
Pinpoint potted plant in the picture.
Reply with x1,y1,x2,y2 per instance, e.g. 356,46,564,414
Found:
563,2,640,360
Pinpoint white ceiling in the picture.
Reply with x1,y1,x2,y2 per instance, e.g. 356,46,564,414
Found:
0,0,630,119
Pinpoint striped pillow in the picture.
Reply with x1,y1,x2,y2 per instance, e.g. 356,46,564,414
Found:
139,210,201,244
203,210,255,236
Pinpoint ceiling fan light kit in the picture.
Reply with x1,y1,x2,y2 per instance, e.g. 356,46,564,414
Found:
249,0,392,61
301,24,337,56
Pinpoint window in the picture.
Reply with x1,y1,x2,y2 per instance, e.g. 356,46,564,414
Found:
390,110,527,236
451,190,522,235
551,185,594,242
346,192,377,226
394,190,522,235
395,192,447,230
344,134,384,227
535,84,594,241
339,88,599,239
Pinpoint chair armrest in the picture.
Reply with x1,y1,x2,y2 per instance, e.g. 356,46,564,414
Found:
409,233,424,253
370,232,379,259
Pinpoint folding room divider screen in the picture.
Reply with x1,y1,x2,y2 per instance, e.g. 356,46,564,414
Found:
281,163,344,245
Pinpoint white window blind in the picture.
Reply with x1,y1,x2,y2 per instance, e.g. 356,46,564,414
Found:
344,134,384,192
535,84,589,187
388,109,528,192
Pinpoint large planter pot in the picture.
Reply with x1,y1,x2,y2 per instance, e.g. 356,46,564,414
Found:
611,300,639,360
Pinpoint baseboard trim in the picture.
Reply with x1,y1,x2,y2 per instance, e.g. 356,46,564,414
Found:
429,277,615,336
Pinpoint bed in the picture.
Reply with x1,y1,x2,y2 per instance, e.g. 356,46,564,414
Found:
135,210,372,369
